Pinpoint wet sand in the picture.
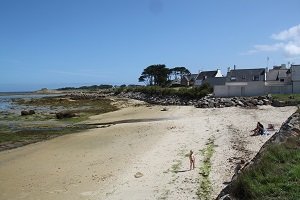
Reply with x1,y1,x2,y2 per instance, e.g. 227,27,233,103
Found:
0,105,296,200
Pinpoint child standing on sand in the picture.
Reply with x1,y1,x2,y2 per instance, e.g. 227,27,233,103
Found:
189,150,195,170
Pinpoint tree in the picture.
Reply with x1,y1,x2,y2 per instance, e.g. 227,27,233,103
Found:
170,67,191,80
139,64,170,86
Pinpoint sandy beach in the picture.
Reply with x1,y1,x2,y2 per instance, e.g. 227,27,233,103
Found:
0,104,296,200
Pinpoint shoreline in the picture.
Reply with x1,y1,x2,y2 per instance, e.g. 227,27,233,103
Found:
0,104,296,200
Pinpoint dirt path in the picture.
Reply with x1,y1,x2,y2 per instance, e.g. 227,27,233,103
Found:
0,105,296,200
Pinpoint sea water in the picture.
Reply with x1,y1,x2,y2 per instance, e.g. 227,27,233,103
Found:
0,93,63,113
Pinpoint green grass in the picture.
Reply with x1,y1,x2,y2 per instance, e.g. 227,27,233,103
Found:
272,94,300,106
197,137,215,200
230,135,300,200
272,94,300,101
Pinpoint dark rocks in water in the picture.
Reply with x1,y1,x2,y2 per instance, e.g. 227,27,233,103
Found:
56,111,76,119
21,110,35,116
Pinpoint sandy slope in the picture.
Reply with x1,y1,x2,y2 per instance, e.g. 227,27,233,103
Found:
0,105,296,200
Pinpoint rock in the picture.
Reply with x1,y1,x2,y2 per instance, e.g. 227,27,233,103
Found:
56,111,76,119
21,111,29,116
21,110,35,116
236,101,244,107
272,100,285,107
161,107,168,111
257,100,264,105
134,172,143,178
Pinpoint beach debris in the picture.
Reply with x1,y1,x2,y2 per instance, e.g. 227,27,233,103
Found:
134,172,144,178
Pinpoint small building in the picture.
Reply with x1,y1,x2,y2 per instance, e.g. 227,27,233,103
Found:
265,65,292,94
181,74,198,86
194,69,223,86
291,64,300,93
214,68,266,97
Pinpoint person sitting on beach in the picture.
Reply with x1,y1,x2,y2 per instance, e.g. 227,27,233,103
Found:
189,150,195,170
251,122,264,136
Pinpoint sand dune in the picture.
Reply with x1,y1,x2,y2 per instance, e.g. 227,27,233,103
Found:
0,105,296,200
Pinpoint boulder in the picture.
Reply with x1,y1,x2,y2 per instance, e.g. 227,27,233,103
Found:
21,110,35,116
29,110,35,115
56,111,76,119
21,111,29,116
271,100,285,107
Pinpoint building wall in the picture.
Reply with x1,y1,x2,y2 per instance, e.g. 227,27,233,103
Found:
292,82,300,93
291,65,300,81
266,85,292,94
214,82,295,97
203,77,226,87
214,82,265,97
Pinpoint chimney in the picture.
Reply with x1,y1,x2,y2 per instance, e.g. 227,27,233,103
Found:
234,65,236,70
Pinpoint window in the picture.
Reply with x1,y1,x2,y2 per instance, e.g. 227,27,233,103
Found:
242,75,246,80
230,76,236,81
280,79,284,82
253,75,259,81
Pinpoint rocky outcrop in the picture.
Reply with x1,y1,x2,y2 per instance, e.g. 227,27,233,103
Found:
66,93,106,100
117,92,273,108
216,111,300,200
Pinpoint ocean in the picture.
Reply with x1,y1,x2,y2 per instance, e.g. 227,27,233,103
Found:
0,92,63,112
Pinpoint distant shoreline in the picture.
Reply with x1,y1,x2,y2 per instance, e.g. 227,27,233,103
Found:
0,91,34,96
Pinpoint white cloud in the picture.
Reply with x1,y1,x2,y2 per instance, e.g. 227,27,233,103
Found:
254,43,283,51
271,24,300,41
245,24,300,58
284,42,300,56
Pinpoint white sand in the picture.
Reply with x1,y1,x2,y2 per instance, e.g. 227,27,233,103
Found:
0,105,296,200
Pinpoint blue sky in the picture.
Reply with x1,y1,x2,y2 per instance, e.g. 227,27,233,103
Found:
1,0,300,91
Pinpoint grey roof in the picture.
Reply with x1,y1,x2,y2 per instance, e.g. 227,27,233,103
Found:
196,70,218,80
266,69,289,81
226,68,266,82
183,74,198,81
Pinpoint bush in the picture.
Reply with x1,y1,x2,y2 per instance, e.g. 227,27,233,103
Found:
114,84,213,99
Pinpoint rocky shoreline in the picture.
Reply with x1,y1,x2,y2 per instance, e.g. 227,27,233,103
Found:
115,91,289,108
216,110,300,200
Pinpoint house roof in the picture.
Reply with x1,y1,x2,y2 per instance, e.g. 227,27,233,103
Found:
183,74,198,81
266,69,289,81
226,68,266,82
196,70,218,80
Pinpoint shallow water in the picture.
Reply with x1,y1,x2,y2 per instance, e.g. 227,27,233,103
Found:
0,93,64,113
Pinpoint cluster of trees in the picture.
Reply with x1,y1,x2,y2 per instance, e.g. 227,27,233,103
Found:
57,84,114,91
138,64,190,86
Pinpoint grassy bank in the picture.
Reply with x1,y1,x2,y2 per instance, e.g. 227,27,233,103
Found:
272,94,300,106
230,135,300,199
